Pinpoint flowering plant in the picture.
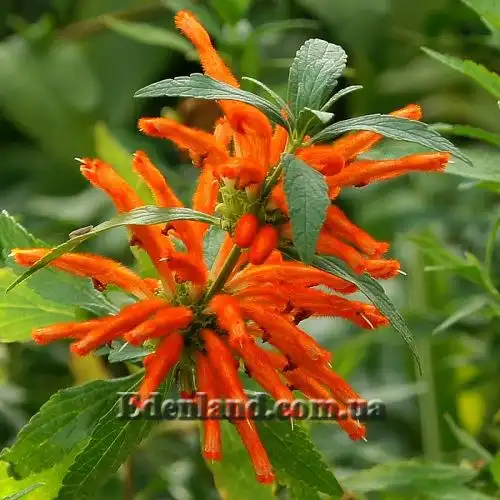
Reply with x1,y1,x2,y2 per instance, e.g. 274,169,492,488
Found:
0,9,467,499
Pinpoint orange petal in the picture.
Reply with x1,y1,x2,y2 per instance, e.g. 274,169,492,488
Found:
233,419,275,484
12,249,154,298
32,318,107,345
209,295,250,348
215,158,266,188
327,152,449,188
138,118,229,166
297,145,345,175
330,104,423,160
70,299,166,356
316,232,367,274
163,252,208,286
136,332,184,407
175,10,239,87
325,205,390,257
269,125,289,167
124,306,193,345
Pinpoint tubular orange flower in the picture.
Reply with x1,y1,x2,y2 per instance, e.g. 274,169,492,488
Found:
11,9,456,485
196,353,222,461
136,332,184,407
12,249,154,298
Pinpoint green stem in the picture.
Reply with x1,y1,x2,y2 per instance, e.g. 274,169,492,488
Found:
203,245,242,303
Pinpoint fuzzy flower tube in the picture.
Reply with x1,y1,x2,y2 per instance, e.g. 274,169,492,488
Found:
11,10,451,485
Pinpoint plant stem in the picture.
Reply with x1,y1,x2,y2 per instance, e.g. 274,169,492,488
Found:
203,245,241,303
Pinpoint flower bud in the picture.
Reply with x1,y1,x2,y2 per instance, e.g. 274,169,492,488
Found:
248,225,278,265
233,214,260,248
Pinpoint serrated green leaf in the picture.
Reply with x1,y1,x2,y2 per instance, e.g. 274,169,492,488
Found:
8,207,220,292
0,268,74,343
310,114,471,165
203,226,226,270
204,421,275,500
2,483,44,500
297,108,334,136
288,38,347,116
285,252,422,374
343,460,491,499
423,48,500,100
0,211,116,316
431,123,500,147
102,17,193,53
283,154,329,264
1,374,143,478
134,74,288,129
286,477,322,500
256,419,343,496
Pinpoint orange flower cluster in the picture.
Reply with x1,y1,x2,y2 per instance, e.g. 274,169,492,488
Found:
11,10,449,484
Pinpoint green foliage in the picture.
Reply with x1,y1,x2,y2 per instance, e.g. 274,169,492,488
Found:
287,38,347,117
0,269,74,343
310,114,471,164
282,154,329,264
134,74,289,129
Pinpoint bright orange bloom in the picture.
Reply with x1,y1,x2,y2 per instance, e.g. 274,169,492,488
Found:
10,9,452,485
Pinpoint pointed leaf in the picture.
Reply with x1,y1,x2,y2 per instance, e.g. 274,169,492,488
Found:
7,207,220,292
283,154,330,264
432,123,500,148
256,417,343,496
288,38,347,116
0,268,74,343
135,74,288,129
203,226,226,269
0,211,115,315
204,421,275,500
423,47,500,100
310,114,471,165
284,250,422,374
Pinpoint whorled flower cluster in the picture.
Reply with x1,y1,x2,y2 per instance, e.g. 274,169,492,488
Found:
11,10,449,484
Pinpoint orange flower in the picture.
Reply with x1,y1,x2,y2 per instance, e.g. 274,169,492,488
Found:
10,9,453,485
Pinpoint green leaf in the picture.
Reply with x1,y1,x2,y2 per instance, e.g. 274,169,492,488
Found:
490,453,500,487
287,38,347,116
57,381,159,500
432,296,489,335
2,483,44,500
256,418,343,496
447,145,500,182
241,76,291,118
431,123,500,148
102,17,193,53
107,341,151,364
205,421,275,500
297,108,334,136
0,211,116,316
343,460,491,499
444,414,493,461
1,374,143,477
0,268,74,343
94,122,154,204
283,154,330,264
460,0,500,34
423,48,500,100
290,252,422,374
134,74,289,129
286,477,322,500
310,114,471,165
203,226,226,270
7,207,220,292
320,85,363,111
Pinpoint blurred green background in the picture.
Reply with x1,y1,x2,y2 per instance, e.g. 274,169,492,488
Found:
1,0,500,498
